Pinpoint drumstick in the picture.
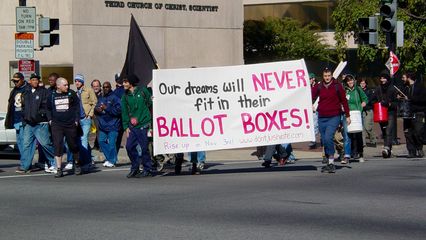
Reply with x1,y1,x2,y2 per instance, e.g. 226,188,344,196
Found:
393,85,407,98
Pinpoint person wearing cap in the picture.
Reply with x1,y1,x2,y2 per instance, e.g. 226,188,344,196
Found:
113,73,125,153
20,74,57,173
94,81,122,167
74,74,97,167
47,77,82,177
371,70,398,158
6,72,31,173
400,72,426,158
121,74,154,178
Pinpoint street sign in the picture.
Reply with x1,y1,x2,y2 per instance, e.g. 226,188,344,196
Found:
385,51,400,76
18,60,36,81
16,7,36,32
15,33,34,59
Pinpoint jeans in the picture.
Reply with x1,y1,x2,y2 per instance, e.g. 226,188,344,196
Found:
340,114,351,158
14,122,25,162
98,130,118,165
126,127,152,172
318,115,341,158
188,151,206,163
79,118,92,162
21,123,55,170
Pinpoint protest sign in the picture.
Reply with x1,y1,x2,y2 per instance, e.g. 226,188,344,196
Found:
152,60,315,155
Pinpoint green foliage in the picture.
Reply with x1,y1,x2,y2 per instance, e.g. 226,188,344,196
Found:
244,17,331,64
332,0,426,74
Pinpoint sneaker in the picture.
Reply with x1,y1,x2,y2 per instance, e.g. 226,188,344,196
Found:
261,161,272,168
103,161,115,168
127,169,141,178
359,157,365,163
197,162,205,170
44,163,49,171
74,165,82,175
278,158,287,166
45,166,58,174
286,159,296,164
417,150,424,158
15,167,30,174
141,170,154,177
64,163,73,170
321,164,335,173
382,148,390,158
341,157,349,164
54,169,63,178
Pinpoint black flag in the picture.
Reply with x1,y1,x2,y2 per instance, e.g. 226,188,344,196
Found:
120,15,158,86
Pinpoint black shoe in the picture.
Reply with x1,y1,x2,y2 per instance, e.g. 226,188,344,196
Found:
126,169,141,178
141,170,154,177
54,169,63,178
322,156,328,164
261,161,271,168
15,167,30,174
321,164,335,173
74,165,82,175
174,156,183,175
382,148,391,158
417,150,424,158
191,163,198,175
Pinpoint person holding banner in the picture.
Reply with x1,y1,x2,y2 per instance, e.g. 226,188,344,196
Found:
344,75,368,162
311,68,350,173
121,74,154,178
371,71,398,158
400,72,426,158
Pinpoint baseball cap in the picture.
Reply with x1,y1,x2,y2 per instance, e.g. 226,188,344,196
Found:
11,72,24,81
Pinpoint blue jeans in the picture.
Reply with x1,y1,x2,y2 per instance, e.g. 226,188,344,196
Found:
21,123,55,170
188,151,206,163
126,127,152,172
98,130,118,165
318,116,341,158
340,114,351,158
14,123,25,162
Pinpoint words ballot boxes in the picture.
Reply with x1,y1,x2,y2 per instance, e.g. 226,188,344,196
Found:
152,60,315,155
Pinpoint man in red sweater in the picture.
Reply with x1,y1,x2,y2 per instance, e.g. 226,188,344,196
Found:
311,69,351,173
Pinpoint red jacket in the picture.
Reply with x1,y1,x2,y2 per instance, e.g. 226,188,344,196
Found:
311,80,350,118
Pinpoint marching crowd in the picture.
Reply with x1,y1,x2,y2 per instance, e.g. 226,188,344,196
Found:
5,67,426,178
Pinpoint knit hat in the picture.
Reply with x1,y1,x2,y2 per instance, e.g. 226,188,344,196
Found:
74,74,85,84
309,73,316,79
125,74,139,86
115,72,123,84
379,70,390,80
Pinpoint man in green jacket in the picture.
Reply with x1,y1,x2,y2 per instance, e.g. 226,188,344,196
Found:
121,74,153,178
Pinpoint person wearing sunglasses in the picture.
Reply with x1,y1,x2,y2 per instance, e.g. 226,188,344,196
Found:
6,72,31,173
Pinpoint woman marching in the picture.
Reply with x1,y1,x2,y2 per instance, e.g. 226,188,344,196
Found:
344,75,368,162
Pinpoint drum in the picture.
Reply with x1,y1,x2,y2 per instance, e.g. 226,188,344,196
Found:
373,102,388,122
398,99,413,119
348,110,363,133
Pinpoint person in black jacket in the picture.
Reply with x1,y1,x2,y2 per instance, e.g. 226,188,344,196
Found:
6,72,31,173
371,71,398,158
400,72,426,158
47,77,82,178
20,74,56,173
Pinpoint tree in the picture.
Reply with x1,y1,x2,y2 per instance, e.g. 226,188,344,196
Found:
244,17,332,64
332,0,426,75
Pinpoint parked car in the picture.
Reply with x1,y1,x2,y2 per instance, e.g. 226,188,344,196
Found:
0,112,17,151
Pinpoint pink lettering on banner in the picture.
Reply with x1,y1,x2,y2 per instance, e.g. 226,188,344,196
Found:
252,69,307,92
241,108,310,134
156,114,228,138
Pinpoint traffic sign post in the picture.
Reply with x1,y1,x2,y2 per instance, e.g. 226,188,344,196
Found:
15,33,34,59
16,7,36,32
386,51,400,77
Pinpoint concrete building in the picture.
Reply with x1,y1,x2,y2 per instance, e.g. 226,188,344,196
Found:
0,0,243,111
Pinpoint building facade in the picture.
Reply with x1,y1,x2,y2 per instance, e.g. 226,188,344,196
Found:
0,0,243,111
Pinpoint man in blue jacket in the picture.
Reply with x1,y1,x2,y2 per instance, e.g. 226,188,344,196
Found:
95,81,122,167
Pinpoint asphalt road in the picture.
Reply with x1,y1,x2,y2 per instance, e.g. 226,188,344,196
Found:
0,158,425,240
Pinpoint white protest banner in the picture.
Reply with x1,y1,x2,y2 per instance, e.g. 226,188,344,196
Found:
152,60,315,155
